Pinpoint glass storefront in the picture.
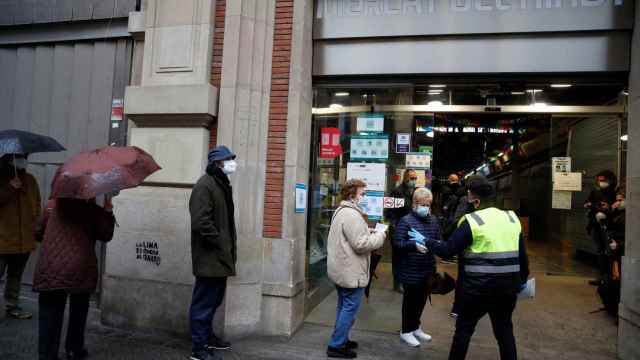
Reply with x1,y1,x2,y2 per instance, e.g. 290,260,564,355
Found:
304,80,627,302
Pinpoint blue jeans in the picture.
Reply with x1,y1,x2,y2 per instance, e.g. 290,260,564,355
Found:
190,277,227,353
329,286,365,348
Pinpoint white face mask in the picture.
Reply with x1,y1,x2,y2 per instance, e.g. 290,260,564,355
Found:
599,181,610,189
222,160,237,175
11,158,28,169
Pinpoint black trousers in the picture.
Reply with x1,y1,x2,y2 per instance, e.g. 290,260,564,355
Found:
401,282,431,333
449,294,518,360
189,276,227,353
38,291,91,360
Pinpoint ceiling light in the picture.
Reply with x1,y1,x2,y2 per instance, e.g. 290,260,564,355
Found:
329,104,343,109
526,89,543,93
533,102,547,107
621,134,628,141
428,90,443,95
335,92,350,97
429,84,447,88
551,84,572,88
511,91,525,95
427,101,444,106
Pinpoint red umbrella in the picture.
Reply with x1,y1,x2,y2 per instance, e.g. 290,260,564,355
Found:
51,146,161,199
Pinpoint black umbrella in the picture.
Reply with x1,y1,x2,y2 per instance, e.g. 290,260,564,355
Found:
0,129,65,155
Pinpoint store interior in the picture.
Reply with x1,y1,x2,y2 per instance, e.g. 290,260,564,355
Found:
304,79,628,323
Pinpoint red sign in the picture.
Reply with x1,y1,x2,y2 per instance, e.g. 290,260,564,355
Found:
320,127,342,158
111,99,124,121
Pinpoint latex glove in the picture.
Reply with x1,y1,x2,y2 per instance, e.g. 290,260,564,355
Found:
416,243,428,254
408,228,426,245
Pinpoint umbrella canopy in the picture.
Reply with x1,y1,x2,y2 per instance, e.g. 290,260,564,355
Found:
0,129,65,154
51,146,161,199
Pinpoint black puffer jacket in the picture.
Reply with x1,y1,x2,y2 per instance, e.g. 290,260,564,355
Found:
189,165,237,278
393,212,441,285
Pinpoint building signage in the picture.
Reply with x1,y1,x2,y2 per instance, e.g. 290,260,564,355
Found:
314,0,633,39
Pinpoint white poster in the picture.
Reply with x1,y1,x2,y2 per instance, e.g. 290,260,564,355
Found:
553,172,582,192
356,115,384,132
406,153,431,169
552,191,572,209
346,162,386,192
295,184,307,213
552,157,572,173
363,191,384,220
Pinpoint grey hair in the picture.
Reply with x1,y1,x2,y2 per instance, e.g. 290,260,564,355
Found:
413,187,433,202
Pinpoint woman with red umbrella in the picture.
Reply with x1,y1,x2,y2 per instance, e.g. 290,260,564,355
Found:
33,146,160,360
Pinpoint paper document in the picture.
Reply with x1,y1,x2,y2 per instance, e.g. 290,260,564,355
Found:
518,278,536,300
375,223,389,233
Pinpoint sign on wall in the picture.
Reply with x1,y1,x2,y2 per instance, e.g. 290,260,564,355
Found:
350,135,389,160
347,162,386,191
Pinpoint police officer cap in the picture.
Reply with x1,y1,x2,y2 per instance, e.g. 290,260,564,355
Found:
466,175,495,198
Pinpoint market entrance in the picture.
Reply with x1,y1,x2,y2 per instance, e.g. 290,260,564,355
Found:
304,96,626,356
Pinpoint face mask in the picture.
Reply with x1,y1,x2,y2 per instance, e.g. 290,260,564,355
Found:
355,195,368,211
222,160,237,175
415,205,430,218
599,182,610,189
11,158,28,169
406,180,416,188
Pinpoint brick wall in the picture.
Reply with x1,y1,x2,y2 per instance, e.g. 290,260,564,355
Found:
263,0,293,238
209,0,226,148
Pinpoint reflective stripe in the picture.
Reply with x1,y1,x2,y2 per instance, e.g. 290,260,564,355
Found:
468,212,485,226
465,265,521,273
504,211,516,223
464,251,519,259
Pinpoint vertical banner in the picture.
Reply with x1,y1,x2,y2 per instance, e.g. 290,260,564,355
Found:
295,183,307,213
320,127,342,158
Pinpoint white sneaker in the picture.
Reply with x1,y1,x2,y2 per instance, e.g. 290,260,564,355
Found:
413,328,432,342
400,332,421,347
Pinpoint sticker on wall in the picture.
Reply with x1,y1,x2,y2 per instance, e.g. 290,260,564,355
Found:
346,162,386,192
350,135,389,160
356,113,384,132
396,133,411,153
320,127,342,158
295,183,307,213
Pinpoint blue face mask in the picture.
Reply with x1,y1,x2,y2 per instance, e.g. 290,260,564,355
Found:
415,205,430,218
356,195,368,211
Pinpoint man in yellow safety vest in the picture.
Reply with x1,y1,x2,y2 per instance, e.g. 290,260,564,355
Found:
421,175,529,360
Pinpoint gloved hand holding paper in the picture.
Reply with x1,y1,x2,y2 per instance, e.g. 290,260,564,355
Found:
408,228,426,245
518,278,535,300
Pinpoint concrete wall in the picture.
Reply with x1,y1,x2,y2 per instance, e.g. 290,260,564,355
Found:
618,5,640,360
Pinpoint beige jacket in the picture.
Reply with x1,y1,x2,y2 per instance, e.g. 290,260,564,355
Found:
327,201,386,288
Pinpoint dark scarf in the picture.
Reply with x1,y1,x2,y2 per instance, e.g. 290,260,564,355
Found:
206,164,236,240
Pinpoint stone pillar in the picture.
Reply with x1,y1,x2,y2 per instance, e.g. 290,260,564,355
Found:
618,5,640,359
215,0,276,337
101,0,219,336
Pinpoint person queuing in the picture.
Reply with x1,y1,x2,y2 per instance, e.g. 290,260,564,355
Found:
422,175,529,360
584,170,617,286
394,188,442,347
34,194,116,360
386,169,419,293
188,146,238,360
326,179,386,359
0,153,41,320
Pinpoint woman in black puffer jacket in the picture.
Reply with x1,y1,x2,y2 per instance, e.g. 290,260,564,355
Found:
393,187,442,347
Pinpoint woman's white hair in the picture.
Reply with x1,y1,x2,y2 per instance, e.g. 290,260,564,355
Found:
413,187,433,201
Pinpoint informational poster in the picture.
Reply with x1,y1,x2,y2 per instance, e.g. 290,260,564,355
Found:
346,162,386,191
295,183,307,213
552,157,571,173
363,191,384,220
552,191,572,210
406,152,431,169
357,113,384,132
396,133,411,153
350,135,389,160
111,98,124,121
553,172,582,192
320,127,342,158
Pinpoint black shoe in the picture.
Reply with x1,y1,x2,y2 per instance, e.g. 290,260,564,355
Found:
327,346,357,358
345,340,358,349
207,335,231,351
66,349,89,360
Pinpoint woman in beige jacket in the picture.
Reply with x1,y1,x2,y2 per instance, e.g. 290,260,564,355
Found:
326,179,386,359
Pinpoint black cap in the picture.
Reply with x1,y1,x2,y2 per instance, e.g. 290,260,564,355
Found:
466,175,494,198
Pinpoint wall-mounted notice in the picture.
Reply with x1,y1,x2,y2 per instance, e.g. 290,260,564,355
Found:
396,133,411,153
552,191,572,210
553,172,582,192
350,135,389,160
357,113,384,132
552,157,572,173
363,191,384,220
406,152,431,169
346,162,386,192
320,127,342,158
295,183,307,213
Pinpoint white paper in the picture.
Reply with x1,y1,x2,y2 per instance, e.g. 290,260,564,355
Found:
357,115,384,132
295,184,307,213
375,223,389,233
518,278,536,300
553,172,582,192
552,157,571,173
552,191,572,209
406,153,431,169
346,162,386,192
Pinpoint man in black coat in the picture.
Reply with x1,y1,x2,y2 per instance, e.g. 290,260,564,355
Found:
188,145,238,360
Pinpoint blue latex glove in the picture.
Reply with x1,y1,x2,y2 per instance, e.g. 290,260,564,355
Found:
408,228,426,245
